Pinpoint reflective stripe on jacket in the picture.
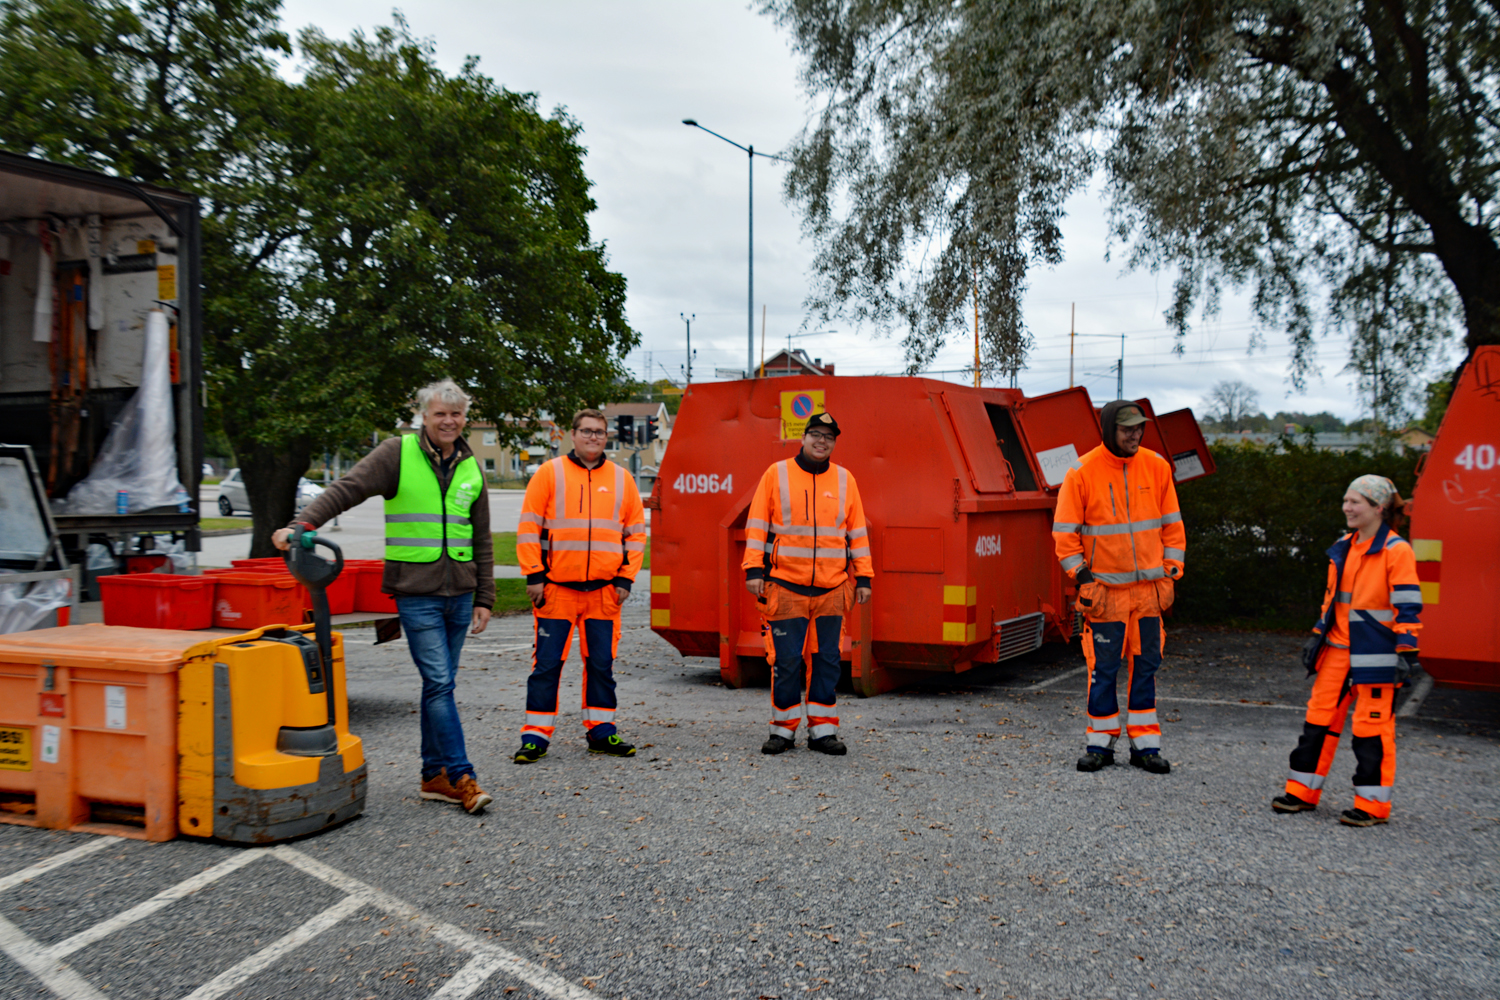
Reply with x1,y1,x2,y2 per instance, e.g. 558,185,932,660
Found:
385,433,483,562
741,459,874,590
1052,444,1185,585
516,455,646,585
1312,523,1421,685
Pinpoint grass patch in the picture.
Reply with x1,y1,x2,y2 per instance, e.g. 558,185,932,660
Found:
200,517,251,531
492,532,650,570
492,578,532,616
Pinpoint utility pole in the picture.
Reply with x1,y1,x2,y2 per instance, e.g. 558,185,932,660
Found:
680,313,695,384
1069,303,1076,388
1116,333,1125,399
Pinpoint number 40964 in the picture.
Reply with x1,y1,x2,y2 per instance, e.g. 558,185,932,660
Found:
673,473,734,494
1453,444,1497,471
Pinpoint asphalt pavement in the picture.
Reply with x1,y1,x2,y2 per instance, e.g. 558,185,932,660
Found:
2,598,1496,1000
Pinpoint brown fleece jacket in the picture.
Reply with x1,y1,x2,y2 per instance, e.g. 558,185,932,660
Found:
290,432,495,609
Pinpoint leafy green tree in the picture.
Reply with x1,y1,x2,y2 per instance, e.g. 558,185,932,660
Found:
1,4,635,555
764,0,1495,413
215,22,635,554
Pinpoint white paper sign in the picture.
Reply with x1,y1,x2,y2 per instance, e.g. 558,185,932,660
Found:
1172,451,1206,481
41,725,60,764
105,686,127,730
1035,443,1081,488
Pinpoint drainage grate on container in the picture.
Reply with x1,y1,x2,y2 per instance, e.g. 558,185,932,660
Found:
994,612,1046,661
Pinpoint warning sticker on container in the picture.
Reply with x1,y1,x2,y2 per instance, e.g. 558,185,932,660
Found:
156,263,177,301
0,726,31,771
1172,450,1206,481
41,725,60,765
1035,443,1080,488
780,390,826,441
105,685,127,730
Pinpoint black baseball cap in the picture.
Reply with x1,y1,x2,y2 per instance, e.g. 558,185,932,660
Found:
805,412,841,437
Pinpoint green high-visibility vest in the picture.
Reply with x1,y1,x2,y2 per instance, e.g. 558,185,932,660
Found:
384,434,484,562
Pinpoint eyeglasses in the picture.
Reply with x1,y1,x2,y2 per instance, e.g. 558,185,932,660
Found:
806,432,835,443
575,428,607,438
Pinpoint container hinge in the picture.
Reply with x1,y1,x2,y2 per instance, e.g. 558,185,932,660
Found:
43,661,56,691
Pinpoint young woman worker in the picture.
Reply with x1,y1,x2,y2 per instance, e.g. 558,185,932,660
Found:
1274,475,1422,826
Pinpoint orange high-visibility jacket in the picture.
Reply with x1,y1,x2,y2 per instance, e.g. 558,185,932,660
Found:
742,457,874,591
1311,523,1421,685
1052,445,1185,586
517,454,646,587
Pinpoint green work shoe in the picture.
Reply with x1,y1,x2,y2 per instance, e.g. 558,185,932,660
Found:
513,742,547,765
588,734,636,757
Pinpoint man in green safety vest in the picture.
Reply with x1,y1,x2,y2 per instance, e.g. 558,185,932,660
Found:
274,378,495,815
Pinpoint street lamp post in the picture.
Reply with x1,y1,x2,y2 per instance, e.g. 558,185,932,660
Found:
680,312,695,383
682,119,786,377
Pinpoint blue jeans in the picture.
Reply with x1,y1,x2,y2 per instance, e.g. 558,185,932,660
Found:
396,594,475,782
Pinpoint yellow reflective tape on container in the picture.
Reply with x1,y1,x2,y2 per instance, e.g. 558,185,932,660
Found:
943,585,967,605
0,726,31,771
942,622,967,643
1411,539,1442,561
651,575,671,593
651,609,671,628
1420,582,1440,605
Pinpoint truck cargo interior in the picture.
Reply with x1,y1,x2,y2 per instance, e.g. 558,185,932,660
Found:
0,152,203,579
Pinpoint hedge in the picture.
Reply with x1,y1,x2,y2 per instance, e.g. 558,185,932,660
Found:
1173,437,1422,628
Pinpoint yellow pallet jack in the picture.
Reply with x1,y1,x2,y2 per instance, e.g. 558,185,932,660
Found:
178,529,366,842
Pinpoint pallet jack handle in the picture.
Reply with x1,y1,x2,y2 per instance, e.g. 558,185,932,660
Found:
284,527,345,728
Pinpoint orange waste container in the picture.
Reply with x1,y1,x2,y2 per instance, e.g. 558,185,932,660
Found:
0,624,203,841
649,376,1211,695
1407,346,1500,692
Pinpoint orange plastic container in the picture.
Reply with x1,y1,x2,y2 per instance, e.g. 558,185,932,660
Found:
211,572,306,629
97,574,214,630
0,624,208,840
349,561,398,615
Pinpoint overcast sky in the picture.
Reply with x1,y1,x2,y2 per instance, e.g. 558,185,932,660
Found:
279,1,1459,422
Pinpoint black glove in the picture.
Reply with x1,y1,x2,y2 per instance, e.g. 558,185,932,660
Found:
1074,568,1096,611
1300,634,1323,674
1396,651,1421,685
1075,568,1094,586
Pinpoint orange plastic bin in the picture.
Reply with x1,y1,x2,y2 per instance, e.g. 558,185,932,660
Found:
349,561,398,615
212,573,306,629
97,574,214,630
0,624,207,841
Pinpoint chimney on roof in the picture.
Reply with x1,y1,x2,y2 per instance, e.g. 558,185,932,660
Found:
814,358,821,366
824,364,834,375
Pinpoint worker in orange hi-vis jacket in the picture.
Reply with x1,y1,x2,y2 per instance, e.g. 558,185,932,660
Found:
742,412,874,757
513,408,646,764
1052,401,1186,776
1273,475,1421,827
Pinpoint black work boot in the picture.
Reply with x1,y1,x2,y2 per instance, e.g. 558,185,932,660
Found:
1339,808,1389,827
1272,793,1315,813
1076,751,1114,772
808,735,848,756
761,734,794,755
1130,753,1171,775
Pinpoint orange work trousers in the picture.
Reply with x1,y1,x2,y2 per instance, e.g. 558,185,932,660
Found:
760,581,848,741
522,584,623,746
1284,646,1397,819
1079,580,1168,757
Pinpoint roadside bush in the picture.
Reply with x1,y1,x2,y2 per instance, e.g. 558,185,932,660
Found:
1174,437,1421,628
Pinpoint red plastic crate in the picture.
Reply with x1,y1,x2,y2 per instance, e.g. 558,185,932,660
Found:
97,574,214,629
324,570,355,615
124,554,169,574
349,561,398,616
230,558,287,570
210,573,306,630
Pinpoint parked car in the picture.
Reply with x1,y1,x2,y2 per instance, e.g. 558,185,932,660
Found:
216,469,324,516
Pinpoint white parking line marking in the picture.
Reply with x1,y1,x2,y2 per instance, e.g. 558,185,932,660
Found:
430,954,510,999
0,838,113,893
0,912,108,1000
48,850,266,958
274,845,593,1000
1021,665,1088,692
178,892,369,1000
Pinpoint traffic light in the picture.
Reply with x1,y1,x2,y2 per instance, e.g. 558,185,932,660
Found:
644,415,658,443
615,414,634,446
